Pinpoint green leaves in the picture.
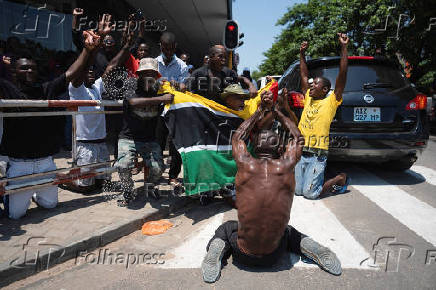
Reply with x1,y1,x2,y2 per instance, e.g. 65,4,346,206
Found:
257,0,436,91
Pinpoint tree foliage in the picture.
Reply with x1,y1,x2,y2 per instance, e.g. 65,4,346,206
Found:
258,0,436,89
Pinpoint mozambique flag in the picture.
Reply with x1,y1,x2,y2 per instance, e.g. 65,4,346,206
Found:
161,81,275,196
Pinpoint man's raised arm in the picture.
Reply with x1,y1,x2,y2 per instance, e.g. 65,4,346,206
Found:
128,93,174,107
334,33,349,101
299,41,310,93
238,75,257,98
103,15,136,78
65,30,100,83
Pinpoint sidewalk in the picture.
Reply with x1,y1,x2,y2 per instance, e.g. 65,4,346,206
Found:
0,151,189,286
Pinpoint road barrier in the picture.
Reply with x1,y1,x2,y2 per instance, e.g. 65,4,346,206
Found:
0,99,124,196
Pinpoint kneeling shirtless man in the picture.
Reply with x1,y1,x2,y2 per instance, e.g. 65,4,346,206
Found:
202,90,342,282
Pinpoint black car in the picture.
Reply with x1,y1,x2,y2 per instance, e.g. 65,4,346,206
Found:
429,95,436,133
279,56,429,170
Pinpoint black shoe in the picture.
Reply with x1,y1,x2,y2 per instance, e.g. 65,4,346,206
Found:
300,237,342,275
202,238,226,283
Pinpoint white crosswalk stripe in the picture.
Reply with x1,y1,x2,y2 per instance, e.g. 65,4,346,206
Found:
408,165,436,187
156,165,436,271
159,198,372,270
349,167,436,247
289,197,371,269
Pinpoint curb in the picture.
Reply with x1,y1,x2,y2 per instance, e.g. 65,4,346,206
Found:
0,196,190,287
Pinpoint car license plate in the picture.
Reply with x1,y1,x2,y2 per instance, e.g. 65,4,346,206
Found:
353,107,381,122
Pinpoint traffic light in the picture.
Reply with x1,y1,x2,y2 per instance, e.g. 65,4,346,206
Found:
224,20,239,50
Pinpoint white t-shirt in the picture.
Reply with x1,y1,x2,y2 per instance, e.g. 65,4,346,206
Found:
69,77,106,141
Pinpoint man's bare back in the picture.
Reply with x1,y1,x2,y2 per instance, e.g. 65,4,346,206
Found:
236,155,295,254
232,93,303,255
201,90,342,283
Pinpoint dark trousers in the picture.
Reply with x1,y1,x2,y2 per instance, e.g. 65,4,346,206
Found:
156,117,182,179
206,221,303,267
106,113,123,159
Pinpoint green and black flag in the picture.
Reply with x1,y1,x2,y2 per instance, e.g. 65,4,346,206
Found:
161,82,273,195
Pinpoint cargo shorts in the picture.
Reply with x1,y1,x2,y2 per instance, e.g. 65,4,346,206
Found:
115,138,164,184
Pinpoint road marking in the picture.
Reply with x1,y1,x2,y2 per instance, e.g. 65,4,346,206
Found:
409,165,436,187
290,197,372,269
160,197,371,269
159,213,224,269
350,168,436,246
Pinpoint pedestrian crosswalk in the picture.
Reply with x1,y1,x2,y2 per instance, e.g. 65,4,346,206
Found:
289,197,371,269
409,165,436,187
156,164,436,271
350,167,436,247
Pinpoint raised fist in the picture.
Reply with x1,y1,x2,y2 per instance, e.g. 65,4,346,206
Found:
338,33,349,47
300,41,308,54
98,14,113,36
83,30,101,50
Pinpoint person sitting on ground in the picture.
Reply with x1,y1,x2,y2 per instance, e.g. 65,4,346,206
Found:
0,30,102,219
295,34,350,200
201,90,342,283
202,90,341,282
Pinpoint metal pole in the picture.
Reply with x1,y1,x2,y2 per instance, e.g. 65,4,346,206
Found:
3,167,117,196
71,107,78,167
0,99,123,108
0,110,123,118
228,50,233,69
0,160,116,183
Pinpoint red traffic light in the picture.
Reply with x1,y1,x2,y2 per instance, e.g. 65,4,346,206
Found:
224,20,239,50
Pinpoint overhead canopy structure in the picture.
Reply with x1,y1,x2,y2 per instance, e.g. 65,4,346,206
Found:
125,0,232,65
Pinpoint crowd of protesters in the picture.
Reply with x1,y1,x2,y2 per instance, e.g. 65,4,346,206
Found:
0,9,349,220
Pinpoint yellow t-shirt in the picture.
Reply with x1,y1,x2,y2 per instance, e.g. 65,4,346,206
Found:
298,89,342,150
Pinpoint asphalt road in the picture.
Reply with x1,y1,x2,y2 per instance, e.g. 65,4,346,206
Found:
6,136,436,290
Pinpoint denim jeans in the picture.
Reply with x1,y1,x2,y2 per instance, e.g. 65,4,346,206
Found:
295,153,327,199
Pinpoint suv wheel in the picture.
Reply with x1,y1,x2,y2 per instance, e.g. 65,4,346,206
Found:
384,156,417,171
